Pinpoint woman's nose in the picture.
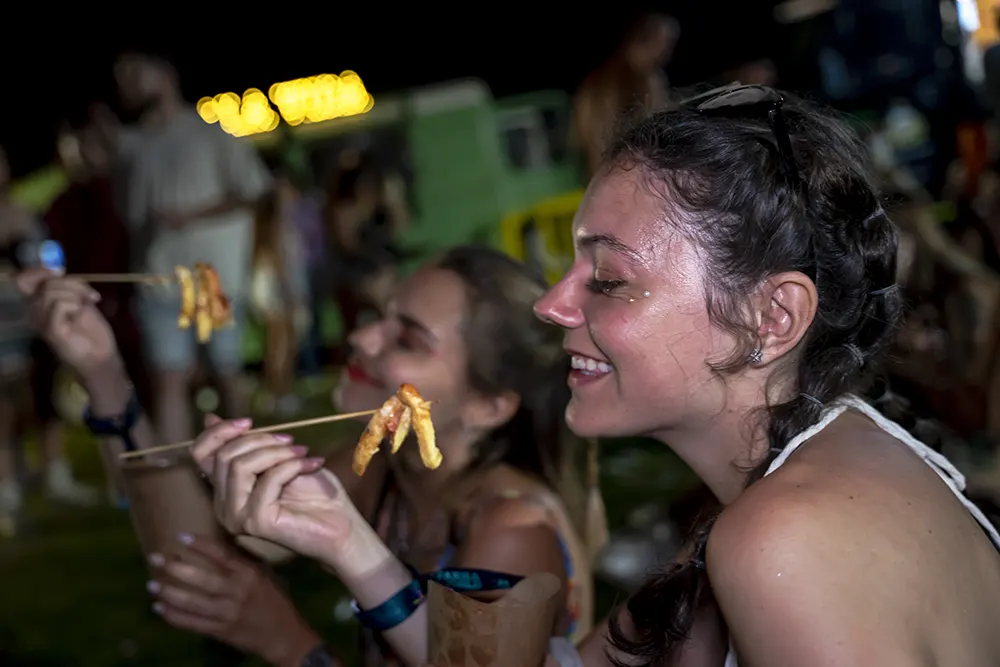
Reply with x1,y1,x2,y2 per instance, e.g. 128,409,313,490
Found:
534,281,584,329
347,320,383,355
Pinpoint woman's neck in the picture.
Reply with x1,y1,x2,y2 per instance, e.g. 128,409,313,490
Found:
650,389,772,506
393,426,479,515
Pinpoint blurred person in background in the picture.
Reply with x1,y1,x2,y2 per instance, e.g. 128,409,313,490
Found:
327,152,409,362
572,12,678,179
276,169,328,380
0,146,97,537
42,118,151,504
103,51,272,443
17,246,599,667
249,185,308,416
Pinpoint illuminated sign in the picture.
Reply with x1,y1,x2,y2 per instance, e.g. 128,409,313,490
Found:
197,71,374,137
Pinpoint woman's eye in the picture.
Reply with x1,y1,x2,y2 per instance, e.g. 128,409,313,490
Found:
586,278,627,295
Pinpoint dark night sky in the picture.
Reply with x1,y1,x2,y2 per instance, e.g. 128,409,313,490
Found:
0,3,783,178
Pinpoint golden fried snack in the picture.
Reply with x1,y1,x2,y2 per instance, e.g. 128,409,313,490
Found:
397,383,441,469
197,262,233,327
391,407,412,454
193,271,213,344
175,266,195,328
352,395,407,476
352,408,388,476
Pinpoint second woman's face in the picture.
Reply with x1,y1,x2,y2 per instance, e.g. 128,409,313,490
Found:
335,266,472,456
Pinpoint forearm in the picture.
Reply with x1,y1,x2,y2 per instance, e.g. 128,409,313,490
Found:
263,620,329,667
324,521,428,666
81,359,157,455
188,196,255,224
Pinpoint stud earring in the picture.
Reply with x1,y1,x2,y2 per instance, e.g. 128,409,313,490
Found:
748,347,763,365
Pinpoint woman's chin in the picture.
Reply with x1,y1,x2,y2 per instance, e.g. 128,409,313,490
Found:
565,400,627,439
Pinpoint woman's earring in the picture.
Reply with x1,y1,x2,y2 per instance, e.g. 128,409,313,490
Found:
748,347,763,365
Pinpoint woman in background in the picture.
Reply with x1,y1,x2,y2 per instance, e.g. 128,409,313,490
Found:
19,246,599,666
326,152,409,361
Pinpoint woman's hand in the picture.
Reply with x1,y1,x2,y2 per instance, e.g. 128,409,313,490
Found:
16,269,121,378
190,416,364,569
149,534,324,667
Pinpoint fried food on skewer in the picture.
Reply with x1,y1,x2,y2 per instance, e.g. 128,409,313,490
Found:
392,406,412,454
175,266,195,328
197,262,233,328
351,386,438,476
352,395,408,475
397,383,441,470
193,270,213,344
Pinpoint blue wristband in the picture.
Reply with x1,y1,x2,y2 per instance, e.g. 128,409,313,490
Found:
351,565,523,632
351,564,425,632
83,387,142,452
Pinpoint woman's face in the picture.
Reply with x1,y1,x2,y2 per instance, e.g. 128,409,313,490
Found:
534,169,734,439
335,266,472,465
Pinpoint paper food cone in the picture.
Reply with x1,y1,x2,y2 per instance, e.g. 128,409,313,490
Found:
427,572,562,667
120,455,225,573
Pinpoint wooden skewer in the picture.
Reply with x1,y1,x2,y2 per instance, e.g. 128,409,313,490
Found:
118,408,379,460
0,272,174,285
63,273,174,285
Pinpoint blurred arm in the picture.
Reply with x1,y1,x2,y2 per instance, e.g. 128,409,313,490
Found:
82,359,158,456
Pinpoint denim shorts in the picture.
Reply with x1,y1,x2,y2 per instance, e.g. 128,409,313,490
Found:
136,296,245,374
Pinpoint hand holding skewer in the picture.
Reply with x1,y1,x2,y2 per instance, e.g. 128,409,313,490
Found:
5,264,233,343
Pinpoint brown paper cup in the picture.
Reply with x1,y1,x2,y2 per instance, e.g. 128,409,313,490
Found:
120,455,224,571
427,572,562,667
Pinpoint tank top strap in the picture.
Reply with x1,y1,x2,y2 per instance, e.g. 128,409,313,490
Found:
762,394,1000,550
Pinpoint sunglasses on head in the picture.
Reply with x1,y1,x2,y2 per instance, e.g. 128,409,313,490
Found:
680,84,803,196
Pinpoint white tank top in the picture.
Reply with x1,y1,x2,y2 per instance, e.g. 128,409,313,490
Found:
723,394,1000,667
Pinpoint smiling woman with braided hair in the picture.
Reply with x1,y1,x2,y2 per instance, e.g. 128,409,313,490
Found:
532,85,1000,667
198,85,1000,667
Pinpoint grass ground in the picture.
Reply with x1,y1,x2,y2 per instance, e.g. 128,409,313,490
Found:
0,375,695,666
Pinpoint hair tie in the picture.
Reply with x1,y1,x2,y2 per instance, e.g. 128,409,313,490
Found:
870,283,898,297
842,343,864,366
799,393,824,408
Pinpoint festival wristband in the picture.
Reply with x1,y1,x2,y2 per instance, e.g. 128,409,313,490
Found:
351,566,524,632
83,386,142,452
425,567,523,593
351,564,424,632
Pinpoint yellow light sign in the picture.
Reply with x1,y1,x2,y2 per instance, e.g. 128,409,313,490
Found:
197,88,280,138
268,71,374,126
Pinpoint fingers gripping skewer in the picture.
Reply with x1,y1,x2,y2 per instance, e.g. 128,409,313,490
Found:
118,409,383,460
117,385,440,471
3,264,233,343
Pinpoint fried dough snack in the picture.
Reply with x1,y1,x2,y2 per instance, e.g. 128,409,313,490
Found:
175,266,195,328
174,263,232,342
351,384,440,476
397,383,441,470
197,262,233,328
352,395,406,476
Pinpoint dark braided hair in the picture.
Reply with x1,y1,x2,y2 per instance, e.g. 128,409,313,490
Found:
603,93,905,666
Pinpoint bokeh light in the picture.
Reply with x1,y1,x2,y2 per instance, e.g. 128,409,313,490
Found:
197,72,373,137
197,88,281,137
268,71,374,126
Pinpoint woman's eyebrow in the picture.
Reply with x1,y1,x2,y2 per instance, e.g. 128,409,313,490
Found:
578,233,643,264
397,312,437,343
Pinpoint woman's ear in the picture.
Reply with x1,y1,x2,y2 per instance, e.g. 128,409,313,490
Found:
754,272,817,366
462,391,521,433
